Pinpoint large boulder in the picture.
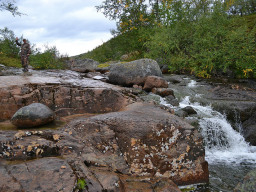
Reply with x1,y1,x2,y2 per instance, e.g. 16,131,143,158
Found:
108,59,162,86
11,103,55,128
70,58,99,72
70,102,209,185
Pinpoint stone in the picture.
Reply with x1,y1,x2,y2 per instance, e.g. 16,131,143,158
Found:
71,102,209,185
119,176,181,192
143,76,169,92
242,113,256,145
11,103,55,128
175,109,188,118
182,106,197,115
152,88,174,97
234,168,256,192
165,95,179,106
0,158,76,192
165,75,183,84
0,84,131,121
108,59,162,86
70,58,99,72
160,65,169,74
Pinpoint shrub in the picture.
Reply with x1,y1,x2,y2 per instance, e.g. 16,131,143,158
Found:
30,45,68,70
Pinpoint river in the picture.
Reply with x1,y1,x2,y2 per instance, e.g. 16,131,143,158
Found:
160,77,256,191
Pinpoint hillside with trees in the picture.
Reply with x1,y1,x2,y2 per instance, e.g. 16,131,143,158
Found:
80,0,256,79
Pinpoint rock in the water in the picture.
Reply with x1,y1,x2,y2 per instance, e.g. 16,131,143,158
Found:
11,103,55,128
70,58,99,72
242,113,256,145
182,106,197,115
143,76,168,91
165,95,179,106
165,75,183,84
108,59,162,86
152,88,174,97
234,168,256,192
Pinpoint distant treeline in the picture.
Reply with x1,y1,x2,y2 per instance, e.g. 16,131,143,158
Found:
82,0,256,78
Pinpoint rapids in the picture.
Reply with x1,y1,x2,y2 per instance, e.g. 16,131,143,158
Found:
161,77,256,191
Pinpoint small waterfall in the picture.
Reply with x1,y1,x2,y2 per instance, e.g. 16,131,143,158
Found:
160,78,256,191
179,96,256,165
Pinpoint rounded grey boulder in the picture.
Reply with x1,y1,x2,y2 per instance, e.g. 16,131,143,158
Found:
11,103,55,128
108,58,162,86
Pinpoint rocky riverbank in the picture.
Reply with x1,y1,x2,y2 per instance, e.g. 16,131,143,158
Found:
1,58,256,191
0,65,208,191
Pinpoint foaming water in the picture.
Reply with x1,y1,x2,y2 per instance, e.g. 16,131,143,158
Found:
179,96,256,165
187,80,197,87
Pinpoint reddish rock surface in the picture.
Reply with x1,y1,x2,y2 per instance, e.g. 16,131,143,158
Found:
143,76,168,91
0,70,208,191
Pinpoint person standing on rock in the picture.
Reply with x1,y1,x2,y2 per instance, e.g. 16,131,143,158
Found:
15,37,31,72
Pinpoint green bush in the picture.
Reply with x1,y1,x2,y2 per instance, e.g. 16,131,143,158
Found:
0,52,21,67
30,45,68,70
0,27,20,58
145,4,256,78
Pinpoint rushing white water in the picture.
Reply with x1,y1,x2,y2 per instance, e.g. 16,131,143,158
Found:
179,96,256,165
161,79,256,166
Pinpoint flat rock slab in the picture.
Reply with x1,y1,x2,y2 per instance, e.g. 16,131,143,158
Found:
0,157,76,192
0,70,121,89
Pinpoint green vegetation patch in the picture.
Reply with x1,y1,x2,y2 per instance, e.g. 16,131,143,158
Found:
97,63,110,68
76,178,87,191
0,53,21,68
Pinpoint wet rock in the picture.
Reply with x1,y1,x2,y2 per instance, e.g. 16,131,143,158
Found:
234,168,256,192
120,176,181,192
175,109,188,118
0,158,76,192
140,93,161,104
108,59,162,86
70,58,99,72
152,88,174,97
11,103,55,128
242,113,256,145
206,84,256,130
143,76,168,92
182,106,197,115
165,95,179,106
164,75,183,84
160,64,169,74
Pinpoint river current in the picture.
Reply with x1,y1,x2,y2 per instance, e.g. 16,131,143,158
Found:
160,77,256,191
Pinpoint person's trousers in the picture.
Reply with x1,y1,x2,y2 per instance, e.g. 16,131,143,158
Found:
21,55,29,72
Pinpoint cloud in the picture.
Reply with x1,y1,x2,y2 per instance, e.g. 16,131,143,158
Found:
1,0,116,56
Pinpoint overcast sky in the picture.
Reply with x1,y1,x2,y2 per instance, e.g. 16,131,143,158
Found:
0,0,116,56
